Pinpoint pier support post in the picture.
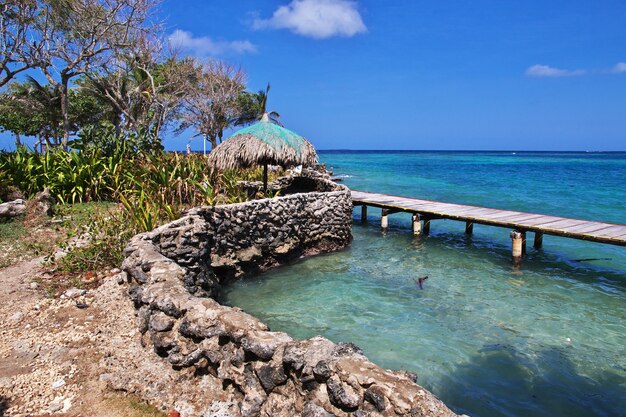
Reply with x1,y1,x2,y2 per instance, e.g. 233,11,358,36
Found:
510,230,524,266
361,205,367,224
465,222,474,235
534,232,543,249
412,213,421,235
381,209,389,229
423,219,431,236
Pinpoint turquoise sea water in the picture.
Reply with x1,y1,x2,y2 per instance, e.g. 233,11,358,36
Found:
222,151,626,417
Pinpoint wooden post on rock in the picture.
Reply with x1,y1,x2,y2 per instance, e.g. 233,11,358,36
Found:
262,163,268,192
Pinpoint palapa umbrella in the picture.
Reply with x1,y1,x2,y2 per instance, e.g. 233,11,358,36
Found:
207,113,318,191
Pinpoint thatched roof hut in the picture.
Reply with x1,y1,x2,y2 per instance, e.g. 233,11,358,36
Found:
208,114,318,190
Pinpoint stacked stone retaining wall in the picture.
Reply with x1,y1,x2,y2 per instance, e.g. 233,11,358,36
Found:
121,177,457,417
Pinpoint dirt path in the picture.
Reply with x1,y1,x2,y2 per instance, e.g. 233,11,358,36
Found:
0,257,167,417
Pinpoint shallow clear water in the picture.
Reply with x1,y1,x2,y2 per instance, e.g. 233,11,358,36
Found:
222,151,626,417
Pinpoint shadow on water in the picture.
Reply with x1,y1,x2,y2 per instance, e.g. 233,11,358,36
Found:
437,345,626,417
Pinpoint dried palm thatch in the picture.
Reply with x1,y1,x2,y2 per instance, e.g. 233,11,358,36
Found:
207,114,318,190
208,117,318,171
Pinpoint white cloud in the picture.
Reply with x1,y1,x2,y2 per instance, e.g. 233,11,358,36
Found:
252,0,367,39
168,30,257,56
611,62,626,73
525,64,585,77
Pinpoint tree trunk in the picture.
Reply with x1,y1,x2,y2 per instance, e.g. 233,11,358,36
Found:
113,111,122,136
14,133,21,148
209,134,218,150
60,75,71,150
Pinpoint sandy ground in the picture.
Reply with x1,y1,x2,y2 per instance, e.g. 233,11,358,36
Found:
0,256,168,417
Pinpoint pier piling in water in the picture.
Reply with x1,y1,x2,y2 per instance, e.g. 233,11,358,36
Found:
534,232,543,249
511,230,524,266
361,205,367,224
381,209,389,229
465,221,474,235
412,213,421,235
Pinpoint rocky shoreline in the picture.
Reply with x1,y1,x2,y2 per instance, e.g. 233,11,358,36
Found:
120,176,460,417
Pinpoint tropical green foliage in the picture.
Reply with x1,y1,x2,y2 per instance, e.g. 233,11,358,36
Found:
0,76,104,149
235,83,282,127
0,0,291,276
0,142,271,273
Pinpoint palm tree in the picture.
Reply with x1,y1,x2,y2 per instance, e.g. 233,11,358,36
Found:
14,76,64,149
234,83,282,127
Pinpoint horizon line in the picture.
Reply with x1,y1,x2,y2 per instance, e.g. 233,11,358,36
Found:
315,149,626,153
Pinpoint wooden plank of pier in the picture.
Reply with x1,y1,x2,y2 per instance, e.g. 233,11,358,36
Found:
351,190,626,247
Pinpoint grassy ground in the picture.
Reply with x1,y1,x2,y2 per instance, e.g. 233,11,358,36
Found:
0,202,116,269
105,394,168,417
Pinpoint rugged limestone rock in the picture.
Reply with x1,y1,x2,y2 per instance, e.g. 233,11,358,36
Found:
0,199,26,218
121,176,458,417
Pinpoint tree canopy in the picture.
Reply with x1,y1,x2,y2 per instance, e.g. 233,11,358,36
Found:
0,0,281,153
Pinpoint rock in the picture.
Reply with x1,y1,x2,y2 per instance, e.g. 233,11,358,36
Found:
256,364,288,393
364,385,387,412
24,188,54,225
0,199,26,218
333,342,363,357
0,377,12,388
48,397,64,413
302,402,337,417
9,311,25,323
235,246,262,263
30,282,38,289
114,179,459,417
4,187,24,201
149,311,175,332
178,306,225,339
313,360,331,382
64,288,86,299
52,379,65,389
241,330,292,360
391,370,418,383
326,375,360,410
62,397,72,412
240,365,267,417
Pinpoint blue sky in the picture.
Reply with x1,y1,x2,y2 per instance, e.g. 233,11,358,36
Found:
3,0,626,151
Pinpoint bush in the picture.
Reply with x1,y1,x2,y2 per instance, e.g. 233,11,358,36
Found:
1,142,277,274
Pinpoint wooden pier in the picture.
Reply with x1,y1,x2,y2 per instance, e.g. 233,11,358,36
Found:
351,191,626,265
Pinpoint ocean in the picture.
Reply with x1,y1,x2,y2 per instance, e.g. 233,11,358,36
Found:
222,151,626,417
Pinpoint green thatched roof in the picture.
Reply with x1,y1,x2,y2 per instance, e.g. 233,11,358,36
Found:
207,114,318,171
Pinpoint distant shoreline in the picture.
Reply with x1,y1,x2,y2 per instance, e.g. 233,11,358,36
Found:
184,149,626,154
316,149,626,154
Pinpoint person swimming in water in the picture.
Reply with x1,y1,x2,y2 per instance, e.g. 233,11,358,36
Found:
415,275,428,289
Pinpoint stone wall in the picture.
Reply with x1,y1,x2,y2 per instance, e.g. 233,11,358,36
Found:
121,177,458,417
